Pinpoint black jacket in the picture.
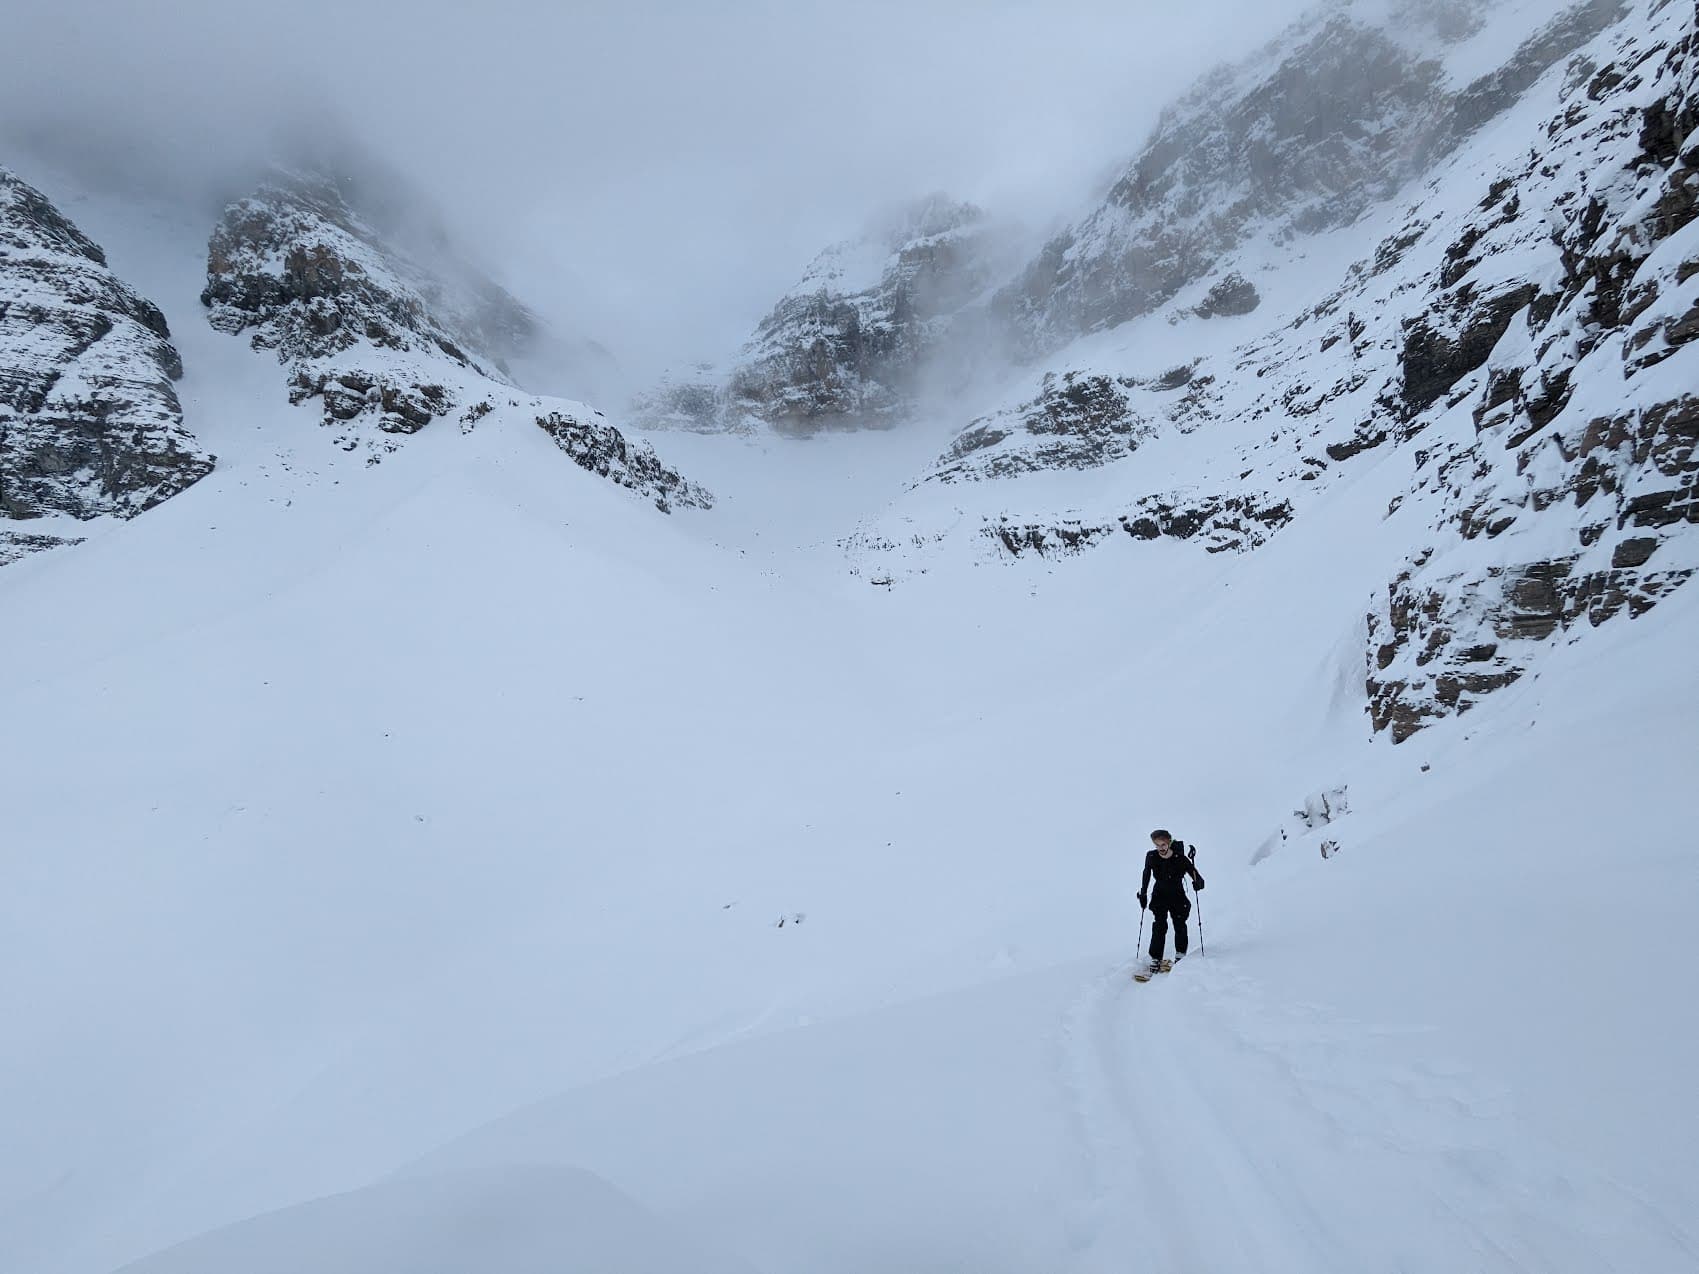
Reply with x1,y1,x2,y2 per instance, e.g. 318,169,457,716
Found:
1142,842,1203,898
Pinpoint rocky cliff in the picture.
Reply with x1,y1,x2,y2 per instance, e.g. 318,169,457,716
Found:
0,166,213,563
1366,0,1698,739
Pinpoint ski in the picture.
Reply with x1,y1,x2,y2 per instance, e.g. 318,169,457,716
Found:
1132,957,1174,983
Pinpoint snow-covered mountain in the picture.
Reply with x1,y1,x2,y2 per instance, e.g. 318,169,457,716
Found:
198,166,709,509
850,0,1697,744
633,195,997,435
3,2,1697,1273
994,0,1632,354
0,160,709,565
201,167,532,443
0,167,214,562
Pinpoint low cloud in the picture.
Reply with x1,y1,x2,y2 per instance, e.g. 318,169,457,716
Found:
1,0,1312,398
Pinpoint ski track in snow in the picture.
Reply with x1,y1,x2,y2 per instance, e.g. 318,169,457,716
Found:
1055,955,1699,1273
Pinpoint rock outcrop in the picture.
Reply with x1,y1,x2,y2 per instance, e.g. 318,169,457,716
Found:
1193,273,1262,319
0,166,213,560
931,366,1215,483
536,409,713,513
985,492,1294,559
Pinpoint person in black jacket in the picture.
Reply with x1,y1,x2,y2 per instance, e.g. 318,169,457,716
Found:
1140,828,1205,967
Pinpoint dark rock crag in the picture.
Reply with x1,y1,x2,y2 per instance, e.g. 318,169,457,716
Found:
536,410,713,514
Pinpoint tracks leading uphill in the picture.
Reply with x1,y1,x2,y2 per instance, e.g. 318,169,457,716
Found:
1054,954,1699,1272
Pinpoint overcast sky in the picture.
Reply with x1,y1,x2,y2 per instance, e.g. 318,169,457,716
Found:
1,0,1312,390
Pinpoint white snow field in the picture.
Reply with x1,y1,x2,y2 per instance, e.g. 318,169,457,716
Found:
4,184,1699,1274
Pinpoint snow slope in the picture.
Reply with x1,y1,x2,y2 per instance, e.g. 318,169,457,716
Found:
5,324,1696,1272
4,17,1699,1274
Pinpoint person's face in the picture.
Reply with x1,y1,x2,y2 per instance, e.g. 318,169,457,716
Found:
1153,837,1172,857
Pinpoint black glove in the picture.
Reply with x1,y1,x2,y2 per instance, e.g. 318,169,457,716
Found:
1193,877,1206,891
1137,892,1148,910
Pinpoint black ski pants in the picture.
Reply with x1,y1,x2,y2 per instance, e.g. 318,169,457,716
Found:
1148,890,1191,961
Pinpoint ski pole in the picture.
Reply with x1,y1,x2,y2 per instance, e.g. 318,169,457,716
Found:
1135,902,1146,970
1190,844,1205,957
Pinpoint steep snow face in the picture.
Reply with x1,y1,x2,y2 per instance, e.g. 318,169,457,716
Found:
634,196,995,436
852,0,1695,743
0,167,213,562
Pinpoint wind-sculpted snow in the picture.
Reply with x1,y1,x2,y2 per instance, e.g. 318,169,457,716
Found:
0,167,213,562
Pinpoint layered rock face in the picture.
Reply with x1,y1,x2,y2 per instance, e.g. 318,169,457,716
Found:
635,195,994,435
0,166,213,561
1367,2,1699,739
